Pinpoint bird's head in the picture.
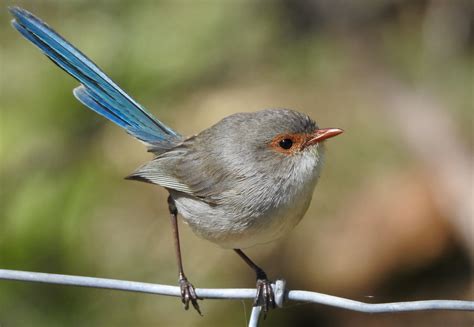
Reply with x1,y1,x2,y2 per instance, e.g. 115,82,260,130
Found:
209,109,343,184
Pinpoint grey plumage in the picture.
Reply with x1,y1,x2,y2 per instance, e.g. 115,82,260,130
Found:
128,109,326,248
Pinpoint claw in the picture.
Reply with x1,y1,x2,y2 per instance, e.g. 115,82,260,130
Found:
179,277,203,315
254,279,276,317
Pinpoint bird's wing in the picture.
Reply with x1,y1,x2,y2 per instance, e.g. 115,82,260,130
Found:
126,139,232,203
10,7,182,152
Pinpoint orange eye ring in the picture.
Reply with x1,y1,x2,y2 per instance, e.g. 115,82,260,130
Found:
269,133,306,155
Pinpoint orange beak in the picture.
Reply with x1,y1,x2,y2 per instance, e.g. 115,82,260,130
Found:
304,128,343,147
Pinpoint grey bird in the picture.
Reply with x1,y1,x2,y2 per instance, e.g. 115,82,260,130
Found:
10,7,343,314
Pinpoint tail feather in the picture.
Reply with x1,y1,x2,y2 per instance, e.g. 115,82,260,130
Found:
10,7,182,151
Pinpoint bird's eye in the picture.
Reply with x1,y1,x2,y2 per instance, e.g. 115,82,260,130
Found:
279,138,293,149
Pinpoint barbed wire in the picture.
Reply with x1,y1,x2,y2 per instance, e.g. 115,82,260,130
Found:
1,269,472,327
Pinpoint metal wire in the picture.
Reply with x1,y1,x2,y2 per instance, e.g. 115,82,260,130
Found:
1,269,472,327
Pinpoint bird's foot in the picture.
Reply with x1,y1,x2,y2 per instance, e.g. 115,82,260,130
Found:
179,277,202,315
254,278,276,315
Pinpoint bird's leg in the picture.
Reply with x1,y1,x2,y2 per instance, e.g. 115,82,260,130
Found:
234,249,275,314
167,195,202,315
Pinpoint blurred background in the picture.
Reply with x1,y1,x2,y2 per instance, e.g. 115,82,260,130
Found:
0,0,472,326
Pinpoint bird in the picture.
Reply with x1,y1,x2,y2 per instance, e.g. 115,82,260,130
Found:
10,7,343,315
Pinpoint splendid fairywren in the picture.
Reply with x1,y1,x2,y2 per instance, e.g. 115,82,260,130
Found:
10,7,343,314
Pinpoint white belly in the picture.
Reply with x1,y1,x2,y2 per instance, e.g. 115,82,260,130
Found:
171,146,323,249
172,187,314,249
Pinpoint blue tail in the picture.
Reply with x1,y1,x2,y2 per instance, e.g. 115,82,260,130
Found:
10,7,182,152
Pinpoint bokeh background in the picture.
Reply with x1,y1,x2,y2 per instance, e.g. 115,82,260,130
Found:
1,0,472,326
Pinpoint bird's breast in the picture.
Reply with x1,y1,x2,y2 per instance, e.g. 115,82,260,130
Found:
171,150,322,249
